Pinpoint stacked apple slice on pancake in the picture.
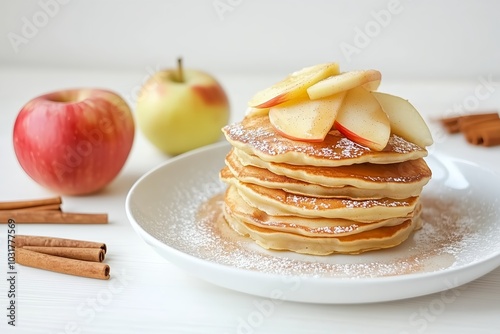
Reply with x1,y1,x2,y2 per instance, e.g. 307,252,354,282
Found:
220,62,433,255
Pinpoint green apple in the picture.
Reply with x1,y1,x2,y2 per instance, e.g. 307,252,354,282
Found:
136,59,230,155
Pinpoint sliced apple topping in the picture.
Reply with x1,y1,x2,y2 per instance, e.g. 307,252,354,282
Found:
269,92,346,142
307,69,381,100
253,63,432,150
372,92,433,147
248,63,340,108
334,86,390,151
245,107,269,117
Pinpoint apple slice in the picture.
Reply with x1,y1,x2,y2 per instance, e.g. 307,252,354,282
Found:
248,63,340,108
372,92,434,147
245,107,269,117
307,69,381,100
334,86,390,151
269,92,346,142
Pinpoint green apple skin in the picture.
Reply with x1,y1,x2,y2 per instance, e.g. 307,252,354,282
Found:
136,69,230,155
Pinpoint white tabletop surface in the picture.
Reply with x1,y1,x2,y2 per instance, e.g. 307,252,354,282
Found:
0,66,499,334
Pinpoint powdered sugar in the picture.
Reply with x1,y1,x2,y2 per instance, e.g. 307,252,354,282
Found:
129,149,500,280
182,187,495,278
222,116,427,167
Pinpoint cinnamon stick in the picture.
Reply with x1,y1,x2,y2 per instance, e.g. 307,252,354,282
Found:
9,203,61,211
458,113,499,131
464,119,500,147
22,246,105,262
439,112,499,133
15,248,110,280
0,196,62,210
440,116,462,133
14,235,107,253
0,211,108,224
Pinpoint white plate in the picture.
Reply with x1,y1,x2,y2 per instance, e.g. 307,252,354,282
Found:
125,141,500,304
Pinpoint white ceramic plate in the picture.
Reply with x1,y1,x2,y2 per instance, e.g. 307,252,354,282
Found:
125,141,500,304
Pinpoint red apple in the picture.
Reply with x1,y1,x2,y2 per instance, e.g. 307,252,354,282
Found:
13,88,135,195
136,58,230,155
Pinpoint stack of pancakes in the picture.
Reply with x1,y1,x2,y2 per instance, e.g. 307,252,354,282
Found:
219,114,432,255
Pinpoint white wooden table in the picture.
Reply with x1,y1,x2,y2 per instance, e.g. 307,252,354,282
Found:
1,67,499,334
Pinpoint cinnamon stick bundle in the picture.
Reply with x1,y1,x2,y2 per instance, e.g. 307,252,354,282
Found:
14,235,107,253
15,248,110,280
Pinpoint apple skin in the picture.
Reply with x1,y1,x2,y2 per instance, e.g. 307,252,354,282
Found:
136,68,230,155
334,121,380,148
333,86,390,151
13,89,135,195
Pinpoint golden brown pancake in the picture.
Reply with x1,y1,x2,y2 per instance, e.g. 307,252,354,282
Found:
221,172,419,222
222,162,395,200
222,114,428,167
229,148,431,198
223,195,421,255
224,185,419,237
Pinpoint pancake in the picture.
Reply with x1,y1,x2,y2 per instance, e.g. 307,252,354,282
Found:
221,172,419,222
219,65,432,256
223,198,421,255
230,148,431,198
222,159,406,200
223,185,419,237
222,114,428,167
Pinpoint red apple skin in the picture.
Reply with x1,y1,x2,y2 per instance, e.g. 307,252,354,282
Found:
334,121,377,149
254,93,288,109
191,84,229,105
273,127,325,143
13,89,135,195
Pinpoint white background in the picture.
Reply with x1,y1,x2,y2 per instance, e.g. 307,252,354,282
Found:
1,1,500,334
1,0,499,80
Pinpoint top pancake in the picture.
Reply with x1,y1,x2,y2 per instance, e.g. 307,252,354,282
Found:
222,114,428,167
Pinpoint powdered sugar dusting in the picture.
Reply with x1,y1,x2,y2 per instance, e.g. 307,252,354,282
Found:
340,198,411,209
222,116,426,166
136,184,498,278
129,151,500,280
182,187,495,278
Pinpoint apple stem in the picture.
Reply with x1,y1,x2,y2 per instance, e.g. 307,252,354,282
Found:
177,57,184,83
